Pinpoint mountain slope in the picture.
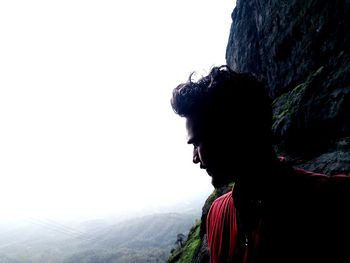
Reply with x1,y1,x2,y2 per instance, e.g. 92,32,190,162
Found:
0,213,198,263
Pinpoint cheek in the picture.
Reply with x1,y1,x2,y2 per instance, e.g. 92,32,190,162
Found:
197,145,208,165
204,143,233,167
198,144,217,165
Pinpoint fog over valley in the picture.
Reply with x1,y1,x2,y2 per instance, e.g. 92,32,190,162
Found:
0,0,235,261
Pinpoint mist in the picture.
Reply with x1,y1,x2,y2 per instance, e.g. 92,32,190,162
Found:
0,0,235,222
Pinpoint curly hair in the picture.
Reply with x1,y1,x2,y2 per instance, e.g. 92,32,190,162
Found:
171,65,272,137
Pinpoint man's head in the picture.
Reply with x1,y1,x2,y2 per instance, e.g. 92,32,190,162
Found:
171,65,273,188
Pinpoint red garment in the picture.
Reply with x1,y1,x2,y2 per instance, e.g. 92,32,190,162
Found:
206,192,237,263
206,161,350,263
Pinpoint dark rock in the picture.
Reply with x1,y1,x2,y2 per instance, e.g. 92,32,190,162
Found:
227,0,350,98
226,0,350,173
173,1,350,262
194,235,210,263
297,137,350,175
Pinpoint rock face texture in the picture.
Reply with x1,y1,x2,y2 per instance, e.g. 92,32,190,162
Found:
226,0,350,174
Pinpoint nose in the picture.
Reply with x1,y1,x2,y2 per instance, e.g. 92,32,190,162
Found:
193,147,200,164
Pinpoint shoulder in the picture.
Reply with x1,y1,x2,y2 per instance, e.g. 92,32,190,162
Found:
210,191,233,209
278,156,349,179
206,191,235,245
291,168,350,260
206,190,237,262
270,157,350,204
293,167,350,188
294,166,349,178
276,163,350,208
276,156,350,186
207,191,234,221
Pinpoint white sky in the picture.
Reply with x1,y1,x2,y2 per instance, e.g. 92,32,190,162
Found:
0,0,236,220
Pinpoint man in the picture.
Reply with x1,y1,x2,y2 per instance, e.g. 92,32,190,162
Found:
170,65,350,263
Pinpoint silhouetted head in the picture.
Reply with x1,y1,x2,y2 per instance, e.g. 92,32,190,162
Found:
171,65,274,188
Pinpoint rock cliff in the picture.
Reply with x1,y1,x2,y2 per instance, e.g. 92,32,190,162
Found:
169,0,350,262
227,0,350,173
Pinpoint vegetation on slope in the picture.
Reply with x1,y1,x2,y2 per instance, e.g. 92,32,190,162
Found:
0,213,197,263
167,220,201,263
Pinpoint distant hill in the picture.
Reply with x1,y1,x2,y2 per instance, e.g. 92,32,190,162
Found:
0,213,199,263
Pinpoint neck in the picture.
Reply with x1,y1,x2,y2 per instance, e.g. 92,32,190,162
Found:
233,151,279,204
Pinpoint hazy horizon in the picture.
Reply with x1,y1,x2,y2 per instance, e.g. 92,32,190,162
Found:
0,0,236,221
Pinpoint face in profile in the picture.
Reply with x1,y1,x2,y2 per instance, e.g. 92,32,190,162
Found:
186,117,236,188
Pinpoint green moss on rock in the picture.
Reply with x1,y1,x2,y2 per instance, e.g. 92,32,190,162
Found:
167,220,201,263
272,66,324,131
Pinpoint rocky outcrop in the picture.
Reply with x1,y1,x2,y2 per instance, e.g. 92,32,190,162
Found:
169,1,350,262
226,0,350,174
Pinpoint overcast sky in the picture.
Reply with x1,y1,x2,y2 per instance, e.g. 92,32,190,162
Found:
0,0,236,220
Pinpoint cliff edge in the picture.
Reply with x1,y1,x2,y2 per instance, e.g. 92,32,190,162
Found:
169,0,350,262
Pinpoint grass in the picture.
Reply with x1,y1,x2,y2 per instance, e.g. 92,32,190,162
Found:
167,220,201,263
